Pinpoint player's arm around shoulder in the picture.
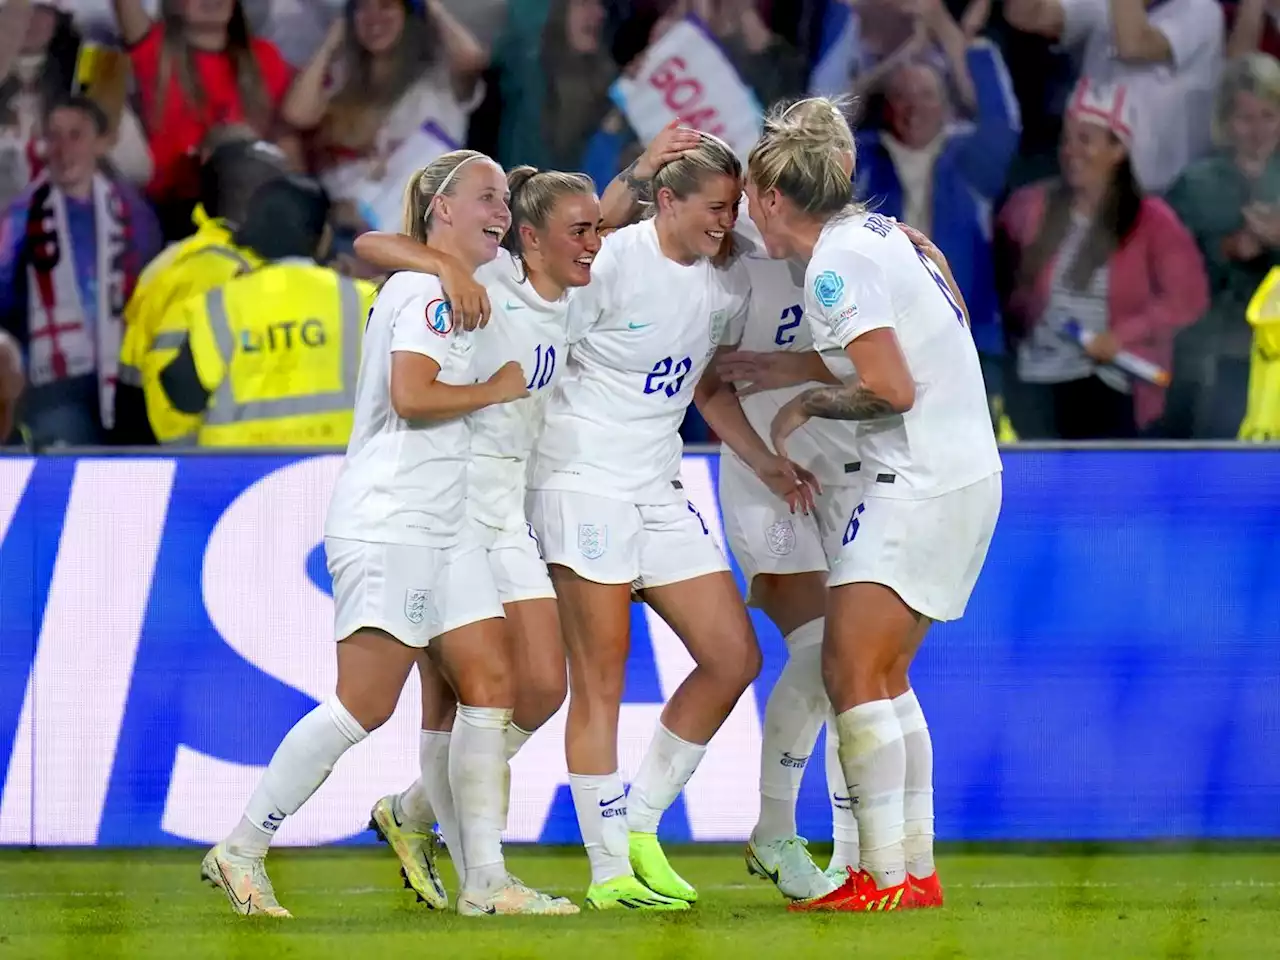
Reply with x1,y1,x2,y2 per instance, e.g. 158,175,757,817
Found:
386,276,528,422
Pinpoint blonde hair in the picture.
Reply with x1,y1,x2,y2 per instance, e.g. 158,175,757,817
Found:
1214,52,1280,147
502,165,597,264
652,132,742,206
401,149,491,243
748,97,857,218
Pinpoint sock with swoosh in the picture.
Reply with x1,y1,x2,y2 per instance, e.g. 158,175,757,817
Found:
754,619,826,845
625,722,707,834
228,696,368,859
825,715,860,873
569,771,631,885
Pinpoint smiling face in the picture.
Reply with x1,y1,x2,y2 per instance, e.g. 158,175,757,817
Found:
429,159,512,270
525,191,602,290
885,63,946,150
1059,113,1128,196
352,0,406,56
658,172,742,260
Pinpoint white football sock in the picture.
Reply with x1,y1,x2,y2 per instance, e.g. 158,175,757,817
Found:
504,722,533,760
410,729,464,874
450,705,512,895
754,619,826,844
500,723,533,831
626,722,707,835
228,697,367,859
825,715,860,872
835,699,906,889
894,689,935,878
395,730,444,834
568,771,631,885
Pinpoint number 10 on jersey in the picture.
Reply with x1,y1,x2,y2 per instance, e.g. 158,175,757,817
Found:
527,344,556,390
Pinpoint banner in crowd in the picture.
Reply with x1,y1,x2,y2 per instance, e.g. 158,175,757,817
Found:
0,450,1278,847
329,122,457,235
611,16,763,159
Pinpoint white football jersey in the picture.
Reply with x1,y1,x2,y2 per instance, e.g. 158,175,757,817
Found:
466,250,571,530
805,211,1001,499
531,219,750,504
325,271,478,546
730,248,861,489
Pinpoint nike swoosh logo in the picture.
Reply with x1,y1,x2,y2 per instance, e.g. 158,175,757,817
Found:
218,863,252,911
505,301,522,310
266,812,284,822
600,793,625,807
465,900,497,915
627,322,650,330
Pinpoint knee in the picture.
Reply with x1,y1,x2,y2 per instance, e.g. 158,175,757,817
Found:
708,629,762,693
453,657,515,709
336,690,396,733
522,662,568,728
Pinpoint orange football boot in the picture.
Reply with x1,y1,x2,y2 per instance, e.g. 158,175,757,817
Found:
788,867,909,913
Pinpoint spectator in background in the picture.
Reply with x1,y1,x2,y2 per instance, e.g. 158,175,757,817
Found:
0,0,78,207
283,0,486,239
0,327,22,442
694,0,808,107
116,133,288,443
112,0,293,240
853,0,1018,358
1164,53,1280,438
1004,0,1224,193
0,95,160,448
995,80,1207,438
541,0,616,170
144,175,373,448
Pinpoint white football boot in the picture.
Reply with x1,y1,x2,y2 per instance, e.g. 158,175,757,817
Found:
745,834,840,901
456,875,580,916
201,843,292,917
369,795,449,909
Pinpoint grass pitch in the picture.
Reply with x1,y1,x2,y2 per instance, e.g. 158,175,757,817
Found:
0,844,1276,959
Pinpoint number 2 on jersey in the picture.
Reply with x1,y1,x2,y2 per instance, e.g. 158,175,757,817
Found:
775,304,803,346
915,249,966,327
644,355,692,397
526,343,556,390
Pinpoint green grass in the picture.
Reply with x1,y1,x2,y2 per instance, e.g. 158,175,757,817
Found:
0,845,1277,959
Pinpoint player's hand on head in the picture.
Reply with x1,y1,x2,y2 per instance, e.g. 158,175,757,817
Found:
486,359,530,404
439,257,491,331
635,119,704,180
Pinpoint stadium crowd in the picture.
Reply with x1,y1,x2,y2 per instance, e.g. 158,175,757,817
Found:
0,0,1278,449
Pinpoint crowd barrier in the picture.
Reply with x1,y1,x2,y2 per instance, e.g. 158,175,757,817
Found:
0,448,1277,846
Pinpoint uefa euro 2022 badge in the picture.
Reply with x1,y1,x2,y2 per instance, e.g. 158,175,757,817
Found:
813,270,844,309
425,298,455,337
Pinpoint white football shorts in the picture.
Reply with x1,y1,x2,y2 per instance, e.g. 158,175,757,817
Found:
326,535,505,648
527,489,730,589
470,517,556,605
718,453,838,605
826,473,1003,622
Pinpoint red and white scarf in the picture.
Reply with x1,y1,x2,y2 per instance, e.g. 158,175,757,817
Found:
23,172,131,430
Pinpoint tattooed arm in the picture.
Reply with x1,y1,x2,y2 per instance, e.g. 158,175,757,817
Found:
799,384,899,421
770,328,915,456
599,121,703,228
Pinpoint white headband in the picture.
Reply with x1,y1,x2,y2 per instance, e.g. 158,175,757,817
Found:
426,154,486,221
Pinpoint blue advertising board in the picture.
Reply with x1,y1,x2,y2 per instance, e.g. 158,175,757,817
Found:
0,450,1277,847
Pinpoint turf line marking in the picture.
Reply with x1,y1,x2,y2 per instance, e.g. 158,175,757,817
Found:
1,879,1277,901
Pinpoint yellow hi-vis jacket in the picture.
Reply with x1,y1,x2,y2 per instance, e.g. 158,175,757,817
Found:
1240,267,1280,441
143,260,375,448
124,214,264,441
